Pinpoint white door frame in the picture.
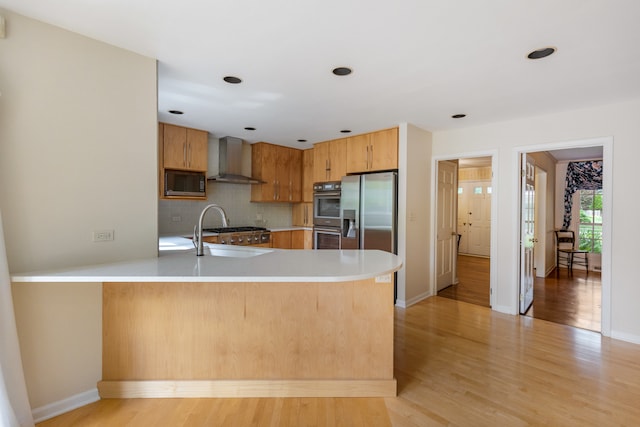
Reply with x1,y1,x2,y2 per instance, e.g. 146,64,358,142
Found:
515,136,612,336
431,151,498,309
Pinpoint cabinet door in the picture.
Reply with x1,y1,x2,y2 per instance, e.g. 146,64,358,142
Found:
275,147,290,201
288,148,302,202
302,149,314,202
304,229,313,249
271,230,292,249
291,230,305,249
370,127,398,171
163,124,187,169
292,202,313,226
186,128,208,171
346,133,370,174
329,138,347,181
251,143,279,202
313,142,330,183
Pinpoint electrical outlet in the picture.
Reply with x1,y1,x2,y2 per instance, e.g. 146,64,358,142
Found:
172,216,182,222
93,230,114,242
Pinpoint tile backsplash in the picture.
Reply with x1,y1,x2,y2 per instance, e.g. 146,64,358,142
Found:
158,183,292,235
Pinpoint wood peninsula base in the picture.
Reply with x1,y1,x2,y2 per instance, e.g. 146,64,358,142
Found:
99,279,396,398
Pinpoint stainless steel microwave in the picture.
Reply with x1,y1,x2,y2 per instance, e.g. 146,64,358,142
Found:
164,170,206,197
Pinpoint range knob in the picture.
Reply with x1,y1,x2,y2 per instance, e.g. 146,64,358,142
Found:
220,239,226,244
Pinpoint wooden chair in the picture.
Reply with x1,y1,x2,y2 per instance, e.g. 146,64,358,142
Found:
555,230,589,274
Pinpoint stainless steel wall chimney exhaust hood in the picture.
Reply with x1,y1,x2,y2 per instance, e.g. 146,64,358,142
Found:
207,136,263,184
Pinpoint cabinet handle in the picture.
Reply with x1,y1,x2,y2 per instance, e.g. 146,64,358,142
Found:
369,145,373,169
183,143,188,167
273,181,277,200
366,146,369,169
289,180,292,201
187,143,192,168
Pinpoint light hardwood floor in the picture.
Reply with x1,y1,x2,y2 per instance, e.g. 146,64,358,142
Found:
38,297,640,426
526,268,601,332
437,255,490,307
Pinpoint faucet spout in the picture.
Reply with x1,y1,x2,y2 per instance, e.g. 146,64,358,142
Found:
194,204,229,256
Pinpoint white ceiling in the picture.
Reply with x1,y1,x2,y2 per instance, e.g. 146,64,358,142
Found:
3,0,640,148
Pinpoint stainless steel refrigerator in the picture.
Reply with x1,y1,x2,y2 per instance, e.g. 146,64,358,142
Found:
340,172,397,254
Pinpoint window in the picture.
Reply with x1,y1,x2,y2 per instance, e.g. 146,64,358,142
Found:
578,189,602,253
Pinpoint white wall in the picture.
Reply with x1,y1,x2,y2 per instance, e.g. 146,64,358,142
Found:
396,123,432,307
433,98,640,343
1,9,157,410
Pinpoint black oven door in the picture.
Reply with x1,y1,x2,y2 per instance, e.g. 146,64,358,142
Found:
313,227,341,250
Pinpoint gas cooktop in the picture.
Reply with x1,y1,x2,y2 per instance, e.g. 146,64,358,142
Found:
202,226,268,234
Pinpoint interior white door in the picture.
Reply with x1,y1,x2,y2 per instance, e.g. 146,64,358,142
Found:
467,182,491,257
436,161,458,291
519,154,535,314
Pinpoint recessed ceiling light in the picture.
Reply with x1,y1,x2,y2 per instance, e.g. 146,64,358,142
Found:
168,110,184,115
244,127,256,131
452,114,466,119
340,129,352,133
297,139,307,143
527,47,556,60
332,67,352,76
223,76,242,84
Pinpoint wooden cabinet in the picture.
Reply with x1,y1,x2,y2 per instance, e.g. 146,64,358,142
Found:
288,148,302,202
162,123,208,171
313,138,346,183
346,127,398,174
292,202,313,227
273,229,312,249
291,229,313,249
251,143,302,202
159,122,208,200
302,149,314,202
271,230,292,249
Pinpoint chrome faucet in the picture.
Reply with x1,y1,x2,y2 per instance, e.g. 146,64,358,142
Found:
193,204,229,256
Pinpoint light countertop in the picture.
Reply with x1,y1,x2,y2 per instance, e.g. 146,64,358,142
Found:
11,237,402,283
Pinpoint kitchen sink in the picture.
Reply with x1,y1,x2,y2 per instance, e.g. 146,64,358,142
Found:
201,245,273,258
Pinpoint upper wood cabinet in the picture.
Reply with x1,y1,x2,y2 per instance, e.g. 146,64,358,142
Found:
159,122,208,200
302,148,314,202
162,123,208,171
313,138,346,183
346,127,398,174
251,142,302,202
292,202,313,227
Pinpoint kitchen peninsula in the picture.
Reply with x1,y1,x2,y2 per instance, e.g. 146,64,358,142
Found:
11,245,402,399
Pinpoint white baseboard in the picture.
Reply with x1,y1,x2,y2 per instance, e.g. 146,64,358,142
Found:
396,291,431,308
32,388,99,423
611,330,640,345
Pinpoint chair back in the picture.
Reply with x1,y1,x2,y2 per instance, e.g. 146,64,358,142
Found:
555,230,576,250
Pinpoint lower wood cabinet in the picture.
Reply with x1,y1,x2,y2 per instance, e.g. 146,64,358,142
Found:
271,230,292,249
272,229,312,249
291,229,313,249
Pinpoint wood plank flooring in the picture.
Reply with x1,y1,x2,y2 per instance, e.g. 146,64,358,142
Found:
526,268,601,332
37,297,640,426
437,255,490,307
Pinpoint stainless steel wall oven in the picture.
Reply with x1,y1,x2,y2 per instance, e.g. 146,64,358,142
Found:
313,181,342,249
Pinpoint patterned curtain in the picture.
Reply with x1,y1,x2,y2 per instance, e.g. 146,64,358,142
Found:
562,160,603,229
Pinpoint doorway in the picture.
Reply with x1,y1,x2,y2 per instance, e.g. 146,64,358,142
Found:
518,142,609,334
436,156,493,308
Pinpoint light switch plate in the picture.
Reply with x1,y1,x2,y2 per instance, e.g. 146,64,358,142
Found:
93,230,114,242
